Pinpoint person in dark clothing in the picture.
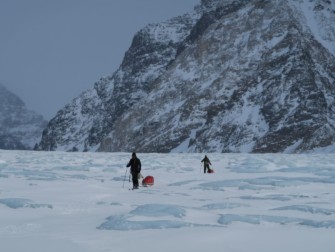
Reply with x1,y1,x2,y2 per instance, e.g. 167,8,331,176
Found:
127,152,142,189
201,155,212,173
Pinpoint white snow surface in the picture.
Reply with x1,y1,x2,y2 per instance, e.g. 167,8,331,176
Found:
0,150,334,252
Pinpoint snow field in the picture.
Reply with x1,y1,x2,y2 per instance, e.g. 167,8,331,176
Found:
0,150,334,252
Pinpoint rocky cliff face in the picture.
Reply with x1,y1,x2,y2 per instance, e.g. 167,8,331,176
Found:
0,84,47,150
39,0,335,153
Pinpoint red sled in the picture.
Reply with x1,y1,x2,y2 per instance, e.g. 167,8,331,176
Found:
142,175,154,186
208,168,215,173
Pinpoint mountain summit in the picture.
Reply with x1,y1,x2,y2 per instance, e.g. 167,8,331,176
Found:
38,0,335,153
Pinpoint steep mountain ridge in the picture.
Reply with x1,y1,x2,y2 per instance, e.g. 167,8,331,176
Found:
106,0,335,153
0,84,47,150
39,0,335,153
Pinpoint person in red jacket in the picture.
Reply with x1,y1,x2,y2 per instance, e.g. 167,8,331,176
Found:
127,152,142,189
201,155,212,173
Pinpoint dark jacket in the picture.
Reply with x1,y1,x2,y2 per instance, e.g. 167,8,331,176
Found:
201,156,211,166
127,157,141,174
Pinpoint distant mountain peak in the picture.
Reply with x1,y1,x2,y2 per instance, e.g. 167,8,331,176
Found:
0,84,47,150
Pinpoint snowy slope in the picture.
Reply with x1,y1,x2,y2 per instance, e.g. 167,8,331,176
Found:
0,150,334,252
291,0,335,56
38,0,335,153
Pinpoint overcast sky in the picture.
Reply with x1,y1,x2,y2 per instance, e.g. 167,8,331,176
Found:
0,0,199,119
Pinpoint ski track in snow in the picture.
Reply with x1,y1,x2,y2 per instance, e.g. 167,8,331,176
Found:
0,150,335,252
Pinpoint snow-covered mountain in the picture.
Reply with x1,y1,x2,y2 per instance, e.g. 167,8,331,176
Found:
0,84,47,150
38,0,335,153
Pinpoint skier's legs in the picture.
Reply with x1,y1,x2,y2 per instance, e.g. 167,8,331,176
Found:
132,172,139,188
204,164,209,173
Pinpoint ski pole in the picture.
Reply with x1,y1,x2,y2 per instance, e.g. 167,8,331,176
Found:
122,167,128,188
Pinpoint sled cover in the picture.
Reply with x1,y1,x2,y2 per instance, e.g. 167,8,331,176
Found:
142,175,154,186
